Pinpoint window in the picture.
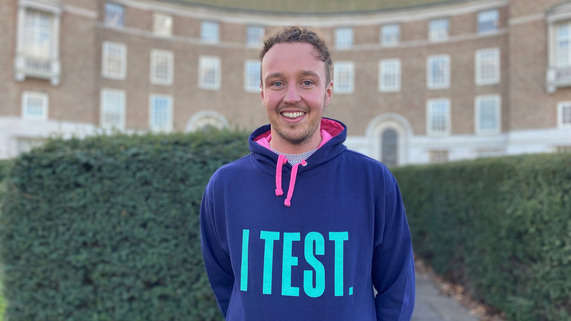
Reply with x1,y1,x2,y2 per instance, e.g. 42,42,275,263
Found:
381,24,400,47
105,3,124,28
475,95,501,134
17,137,46,155
335,28,353,49
429,150,449,163
247,25,265,47
102,42,127,79
100,89,125,130
199,56,221,90
186,111,228,131
558,102,571,128
546,17,571,92
22,92,48,120
478,9,499,34
23,10,53,64
201,21,219,44
427,55,450,89
556,23,571,67
149,95,173,132
150,49,173,85
476,48,500,85
14,3,61,85
430,18,449,41
333,62,354,94
153,13,172,37
427,99,450,135
244,60,261,92
379,59,401,92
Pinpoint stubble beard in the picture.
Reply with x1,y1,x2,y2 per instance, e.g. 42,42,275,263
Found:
273,105,320,148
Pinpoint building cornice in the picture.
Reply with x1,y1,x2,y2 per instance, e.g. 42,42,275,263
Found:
110,0,508,27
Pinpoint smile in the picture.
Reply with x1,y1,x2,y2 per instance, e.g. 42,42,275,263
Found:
282,111,305,119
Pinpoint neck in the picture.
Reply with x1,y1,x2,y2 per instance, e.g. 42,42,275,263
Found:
269,131,322,155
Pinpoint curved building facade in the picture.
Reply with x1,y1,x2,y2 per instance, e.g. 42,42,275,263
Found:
1,0,570,164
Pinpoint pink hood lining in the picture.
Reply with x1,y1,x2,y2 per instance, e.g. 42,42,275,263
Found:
254,118,344,207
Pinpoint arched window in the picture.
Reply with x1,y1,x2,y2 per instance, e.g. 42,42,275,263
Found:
185,111,228,132
382,129,398,166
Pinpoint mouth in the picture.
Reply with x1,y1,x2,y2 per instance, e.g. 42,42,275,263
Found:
281,111,306,119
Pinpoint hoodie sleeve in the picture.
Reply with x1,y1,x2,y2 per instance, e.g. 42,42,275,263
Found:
372,174,415,321
200,180,234,317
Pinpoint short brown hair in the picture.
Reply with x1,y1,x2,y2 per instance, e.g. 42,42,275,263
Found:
260,26,332,85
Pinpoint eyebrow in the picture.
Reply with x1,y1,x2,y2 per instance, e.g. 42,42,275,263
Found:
263,71,320,84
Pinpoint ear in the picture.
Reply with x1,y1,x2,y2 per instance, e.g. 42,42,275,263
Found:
260,82,264,101
324,80,333,106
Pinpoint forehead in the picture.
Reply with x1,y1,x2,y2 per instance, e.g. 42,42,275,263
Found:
261,42,326,77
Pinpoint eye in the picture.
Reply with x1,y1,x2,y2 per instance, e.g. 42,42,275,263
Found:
271,81,284,87
301,80,314,86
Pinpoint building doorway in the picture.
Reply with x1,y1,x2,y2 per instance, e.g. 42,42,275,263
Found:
381,128,398,167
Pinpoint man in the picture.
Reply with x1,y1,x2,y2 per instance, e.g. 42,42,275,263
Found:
200,26,415,321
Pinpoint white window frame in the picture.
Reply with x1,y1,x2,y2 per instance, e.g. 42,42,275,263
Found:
102,41,127,80
427,98,451,136
244,60,261,92
427,54,450,89
381,24,400,47
429,18,449,42
150,49,173,86
335,27,353,49
201,21,219,44
22,91,48,121
429,150,449,163
475,95,501,135
246,25,264,47
149,94,173,132
153,12,172,37
478,9,499,34
546,10,571,93
104,2,124,28
476,48,500,85
333,62,355,94
379,59,401,92
558,101,571,128
199,56,221,90
14,2,61,85
100,89,126,130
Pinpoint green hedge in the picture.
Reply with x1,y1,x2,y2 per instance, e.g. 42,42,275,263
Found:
0,159,13,321
392,153,571,321
0,130,249,321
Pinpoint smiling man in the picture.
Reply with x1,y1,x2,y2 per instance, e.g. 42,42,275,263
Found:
200,26,415,321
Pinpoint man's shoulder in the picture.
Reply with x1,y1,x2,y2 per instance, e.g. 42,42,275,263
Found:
343,148,390,171
213,153,253,176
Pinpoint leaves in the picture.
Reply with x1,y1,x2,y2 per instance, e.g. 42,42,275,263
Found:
0,129,248,321
393,153,571,321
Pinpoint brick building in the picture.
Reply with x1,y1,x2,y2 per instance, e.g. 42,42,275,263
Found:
1,0,569,164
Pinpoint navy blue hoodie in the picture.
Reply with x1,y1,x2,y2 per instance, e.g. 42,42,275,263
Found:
200,118,415,320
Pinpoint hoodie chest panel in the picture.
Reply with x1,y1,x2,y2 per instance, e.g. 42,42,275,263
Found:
220,163,378,300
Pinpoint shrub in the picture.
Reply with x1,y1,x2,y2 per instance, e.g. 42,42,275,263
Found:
392,153,571,321
0,130,249,321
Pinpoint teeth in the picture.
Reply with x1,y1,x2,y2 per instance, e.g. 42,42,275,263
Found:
282,111,305,118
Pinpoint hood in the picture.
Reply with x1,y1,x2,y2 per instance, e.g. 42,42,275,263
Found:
248,118,347,207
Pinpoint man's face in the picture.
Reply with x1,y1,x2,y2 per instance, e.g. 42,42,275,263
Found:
260,42,333,153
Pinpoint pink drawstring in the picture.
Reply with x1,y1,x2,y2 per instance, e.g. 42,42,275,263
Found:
274,155,307,207
283,160,307,207
275,154,288,196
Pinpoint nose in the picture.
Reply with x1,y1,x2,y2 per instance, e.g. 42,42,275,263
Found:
283,84,301,104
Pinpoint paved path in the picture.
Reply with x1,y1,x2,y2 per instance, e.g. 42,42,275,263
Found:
412,272,479,321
